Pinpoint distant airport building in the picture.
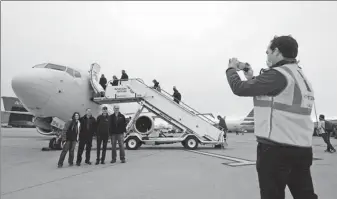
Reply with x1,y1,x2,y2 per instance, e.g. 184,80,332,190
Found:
1,96,35,128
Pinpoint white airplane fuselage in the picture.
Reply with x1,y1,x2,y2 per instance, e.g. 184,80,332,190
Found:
12,66,100,121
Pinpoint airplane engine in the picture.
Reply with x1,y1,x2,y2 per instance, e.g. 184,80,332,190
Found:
34,117,55,135
134,115,154,134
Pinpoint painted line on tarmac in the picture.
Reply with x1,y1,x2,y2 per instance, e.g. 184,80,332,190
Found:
188,150,256,167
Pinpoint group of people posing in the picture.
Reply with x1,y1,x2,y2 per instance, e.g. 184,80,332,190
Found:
57,105,127,168
98,70,182,104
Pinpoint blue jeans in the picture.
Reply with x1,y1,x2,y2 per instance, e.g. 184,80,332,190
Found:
58,141,76,165
111,134,125,161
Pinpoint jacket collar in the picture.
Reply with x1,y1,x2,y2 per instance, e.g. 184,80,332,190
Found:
270,58,297,69
84,115,93,119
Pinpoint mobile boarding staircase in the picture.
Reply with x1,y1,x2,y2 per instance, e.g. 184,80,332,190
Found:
93,78,226,150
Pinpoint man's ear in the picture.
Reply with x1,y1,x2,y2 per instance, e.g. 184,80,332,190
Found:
274,48,281,56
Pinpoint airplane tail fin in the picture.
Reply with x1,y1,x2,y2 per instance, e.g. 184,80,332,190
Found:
243,109,254,121
246,109,254,118
1,96,21,111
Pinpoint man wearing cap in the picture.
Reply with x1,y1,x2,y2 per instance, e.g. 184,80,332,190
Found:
96,106,110,164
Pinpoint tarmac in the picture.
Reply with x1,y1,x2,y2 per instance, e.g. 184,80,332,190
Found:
1,128,337,199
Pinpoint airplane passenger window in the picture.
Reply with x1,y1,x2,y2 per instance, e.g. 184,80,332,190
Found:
66,68,74,76
74,71,81,78
45,64,66,71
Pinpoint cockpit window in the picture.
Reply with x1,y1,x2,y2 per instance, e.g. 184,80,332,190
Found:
66,67,74,76
74,70,81,78
45,64,66,71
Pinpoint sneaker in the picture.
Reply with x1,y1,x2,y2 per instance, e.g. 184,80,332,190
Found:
69,163,74,167
58,164,63,168
85,161,92,165
121,160,126,163
101,161,105,164
110,160,116,164
76,162,81,166
95,161,99,165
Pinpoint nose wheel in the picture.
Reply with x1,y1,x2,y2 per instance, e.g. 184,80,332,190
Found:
48,137,63,150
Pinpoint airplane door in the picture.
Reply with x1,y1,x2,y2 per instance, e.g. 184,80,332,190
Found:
89,63,105,94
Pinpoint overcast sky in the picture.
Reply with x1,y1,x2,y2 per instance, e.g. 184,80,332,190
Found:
2,1,337,119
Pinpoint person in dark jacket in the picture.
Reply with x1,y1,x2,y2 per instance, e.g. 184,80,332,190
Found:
217,115,228,139
120,70,129,85
109,104,127,163
76,108,96,166
57,112,81,168
121,70,128,80
152,79,161,92
172,86,181,104
99,74,107,90
96,106,110,165
217,115,228,131
110,75,119,86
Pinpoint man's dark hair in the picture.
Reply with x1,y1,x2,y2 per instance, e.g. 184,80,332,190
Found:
319,114,325,120
102,106,107,110
270,35,298,59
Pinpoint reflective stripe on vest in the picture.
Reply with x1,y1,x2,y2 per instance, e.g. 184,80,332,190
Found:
253,64,315,147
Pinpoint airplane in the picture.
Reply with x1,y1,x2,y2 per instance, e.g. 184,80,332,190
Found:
10,63,154,135
11,63,218,149
219,109,254,133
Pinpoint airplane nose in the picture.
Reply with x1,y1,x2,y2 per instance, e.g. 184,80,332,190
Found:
11,70,52,111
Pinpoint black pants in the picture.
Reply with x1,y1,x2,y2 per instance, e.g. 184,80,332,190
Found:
97,137,108,162
111,134,125,161
321,132,335,151
77,138,92,163
58,141,76,165
256,143,317,199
